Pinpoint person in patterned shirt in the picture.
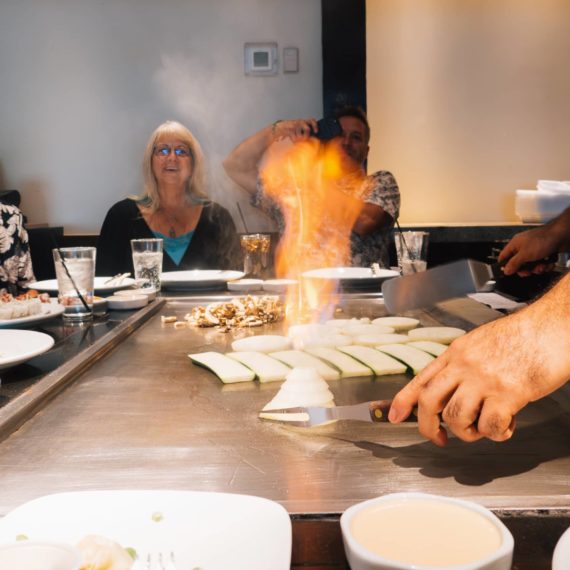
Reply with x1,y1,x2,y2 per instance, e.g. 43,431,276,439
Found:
223,106,400,268
0,203,35,295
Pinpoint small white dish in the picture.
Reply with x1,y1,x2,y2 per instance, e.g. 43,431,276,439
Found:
92,296,108,316
228,279,263,292
262,279,298,293
106,295,148,311
553,525,570,570
0,541,82,570
115,288,157,302
341,492,513,570
0,330,55,370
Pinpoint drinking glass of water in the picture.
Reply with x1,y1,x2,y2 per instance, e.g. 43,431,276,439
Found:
53,247,96,322
395,231,429,275
131,238,163,291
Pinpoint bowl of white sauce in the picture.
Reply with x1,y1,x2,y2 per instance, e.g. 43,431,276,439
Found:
340,492,514,570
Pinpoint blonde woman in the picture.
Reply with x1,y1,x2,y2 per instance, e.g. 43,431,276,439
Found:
97,121,240,275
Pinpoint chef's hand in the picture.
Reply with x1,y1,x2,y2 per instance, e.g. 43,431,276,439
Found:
388,294,570,446
272,119,318,143
498,227,559,276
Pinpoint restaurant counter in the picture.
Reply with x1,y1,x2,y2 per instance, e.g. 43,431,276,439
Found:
0,292,568,569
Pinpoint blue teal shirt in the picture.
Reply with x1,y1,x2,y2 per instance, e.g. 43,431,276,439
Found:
152,231,195,266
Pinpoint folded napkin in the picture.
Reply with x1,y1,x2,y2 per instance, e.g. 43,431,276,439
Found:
537,179,570,193
515,189,570,223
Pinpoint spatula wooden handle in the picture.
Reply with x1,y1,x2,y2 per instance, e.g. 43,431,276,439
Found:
368,400,417,423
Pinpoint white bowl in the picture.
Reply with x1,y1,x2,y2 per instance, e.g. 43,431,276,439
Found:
262,279,298,292
341,493,514,570
227,279,263,292
115,288,157,301
106,294,148,311
0,541,82,569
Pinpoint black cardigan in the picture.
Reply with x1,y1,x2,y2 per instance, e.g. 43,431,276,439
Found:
96,198,241,276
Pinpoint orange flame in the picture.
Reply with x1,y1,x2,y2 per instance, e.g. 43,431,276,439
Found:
261,138,365,322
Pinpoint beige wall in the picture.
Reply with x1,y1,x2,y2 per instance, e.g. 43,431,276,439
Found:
366,0,570,223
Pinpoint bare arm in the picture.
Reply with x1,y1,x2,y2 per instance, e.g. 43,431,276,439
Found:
223,119,318,196
499,207,570,276
352,203,394,236
389,273,570,445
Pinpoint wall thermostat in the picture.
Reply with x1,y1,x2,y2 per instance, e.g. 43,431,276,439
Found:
244,42,278,76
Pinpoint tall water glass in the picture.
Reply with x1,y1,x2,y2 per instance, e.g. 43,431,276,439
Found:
131,238,163,291
395,231,429,275
53,247,96,322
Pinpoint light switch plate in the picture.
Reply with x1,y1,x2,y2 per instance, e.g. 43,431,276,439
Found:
283,46,299,73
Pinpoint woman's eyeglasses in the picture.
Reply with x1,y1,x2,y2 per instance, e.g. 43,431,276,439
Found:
153,144,192,158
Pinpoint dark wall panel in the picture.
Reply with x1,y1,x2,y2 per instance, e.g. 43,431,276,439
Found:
322,0,366,116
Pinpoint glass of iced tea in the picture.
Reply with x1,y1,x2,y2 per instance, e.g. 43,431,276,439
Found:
240,233,271,278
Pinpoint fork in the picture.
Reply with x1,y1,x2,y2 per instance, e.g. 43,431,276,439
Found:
139,552,177,570
104,272,131,285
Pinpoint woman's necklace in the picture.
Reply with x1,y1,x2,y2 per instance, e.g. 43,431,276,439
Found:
159,209,179,238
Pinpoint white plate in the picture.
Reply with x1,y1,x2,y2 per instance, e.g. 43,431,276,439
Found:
161,270,245,290
106,294,148,310
302,267,399,287
28,277,136,294
0,300,65,329
0,490,292,570
553,525,570,570
0,330,55,370
263,279,298,292
227,279,264,292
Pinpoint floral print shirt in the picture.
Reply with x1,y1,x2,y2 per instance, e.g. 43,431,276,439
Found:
0,204,35,295
252,170,400,267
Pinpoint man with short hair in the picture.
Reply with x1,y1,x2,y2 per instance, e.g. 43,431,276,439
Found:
223,106,400,267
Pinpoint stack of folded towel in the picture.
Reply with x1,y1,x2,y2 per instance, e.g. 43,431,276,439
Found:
515,180,570,222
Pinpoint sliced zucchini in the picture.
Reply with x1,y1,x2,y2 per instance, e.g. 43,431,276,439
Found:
372,316,420,332
189,351,255,383
341,323,395,337
407,340,448,357
407,327,466,344
375,343,434,375
269,350,340,381
226,351,291,383
305,347,373,378
231,335,291,353
337,345,407,376
354,333,410,347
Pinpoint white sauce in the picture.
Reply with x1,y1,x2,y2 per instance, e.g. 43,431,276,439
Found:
351,498,502,567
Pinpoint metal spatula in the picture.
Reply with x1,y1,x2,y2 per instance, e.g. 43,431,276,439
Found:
262,400,417,427
381,259,497,314
381,257,555,314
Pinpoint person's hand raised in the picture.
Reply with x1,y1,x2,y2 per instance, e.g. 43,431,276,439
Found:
272,118,318,143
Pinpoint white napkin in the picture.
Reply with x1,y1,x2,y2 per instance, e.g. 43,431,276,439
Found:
515,189,570,223
537,180,570,193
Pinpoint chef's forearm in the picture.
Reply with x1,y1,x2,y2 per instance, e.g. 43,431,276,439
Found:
546,207,570,251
